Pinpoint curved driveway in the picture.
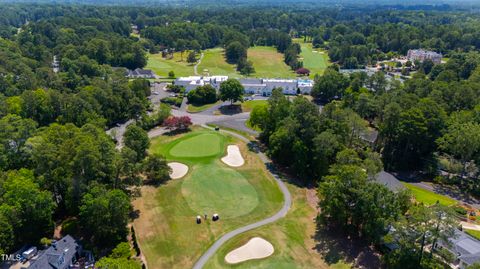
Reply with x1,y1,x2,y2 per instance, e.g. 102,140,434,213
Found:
191,125,292,269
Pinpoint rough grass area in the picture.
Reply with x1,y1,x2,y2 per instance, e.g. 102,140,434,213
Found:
146,52,194,78
204,186,349,269
197,48,240,77
293,38,330,77
402,183,457,206
247,46,295,78
133,128,283,269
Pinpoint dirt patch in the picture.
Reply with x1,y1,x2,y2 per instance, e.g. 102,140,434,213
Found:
306,188,319,212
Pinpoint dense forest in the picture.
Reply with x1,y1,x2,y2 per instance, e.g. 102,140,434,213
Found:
1,2,480,268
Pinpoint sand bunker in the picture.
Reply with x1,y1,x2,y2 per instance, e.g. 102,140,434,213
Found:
221,145,245,167
168,162,188,179
225,237,274,264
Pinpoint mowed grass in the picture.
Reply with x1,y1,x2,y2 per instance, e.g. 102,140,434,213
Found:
402,183,457,206
133,128,284,269
465,229,480,240
146,52,194,78
241,99,268,112
197,48,240,77
204,186,348,269
293,38,330,77
248,46,295,78
167,133,224,158
182,163,259,218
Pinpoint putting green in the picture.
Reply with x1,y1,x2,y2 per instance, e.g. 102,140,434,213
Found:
181,163,259,219
169,133,224,158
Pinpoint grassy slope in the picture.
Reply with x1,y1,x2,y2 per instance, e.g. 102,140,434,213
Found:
133,128,283,269
146,52,194,78
204,185,350,269
247,46,295,78
293,38,330,77
402,183,457,206
197,48,240,78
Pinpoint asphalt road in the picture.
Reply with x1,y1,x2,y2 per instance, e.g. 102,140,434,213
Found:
191,125,292,269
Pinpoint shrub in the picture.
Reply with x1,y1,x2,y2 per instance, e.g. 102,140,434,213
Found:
166,84,184,93
161,97,182,107
163,116,192,131
436,247,455,263
453,206,468,216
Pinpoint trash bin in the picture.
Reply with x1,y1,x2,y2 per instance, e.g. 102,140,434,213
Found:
196,216,202,224
212,213,219,221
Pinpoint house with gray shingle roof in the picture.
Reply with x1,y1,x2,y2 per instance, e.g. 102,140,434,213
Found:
126,68,156,79
436,229,480,268
375,171,406,192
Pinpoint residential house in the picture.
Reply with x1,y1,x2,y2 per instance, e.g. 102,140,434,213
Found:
435,229,480,269
126,68,156,79
3,235,94,269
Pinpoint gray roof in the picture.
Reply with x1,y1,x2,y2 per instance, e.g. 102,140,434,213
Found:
359,129,378,143
375,171,406,192
439,229,480,266
28,235,80,269
127,68,155,77
239,78,264,85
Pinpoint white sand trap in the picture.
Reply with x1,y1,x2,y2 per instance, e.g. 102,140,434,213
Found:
225,237,274,264
221,145,245,167
168,162,188,179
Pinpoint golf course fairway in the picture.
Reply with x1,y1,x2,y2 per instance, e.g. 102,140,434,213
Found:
133,128,283,269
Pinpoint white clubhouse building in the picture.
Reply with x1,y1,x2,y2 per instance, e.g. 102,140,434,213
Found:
174,76,314,96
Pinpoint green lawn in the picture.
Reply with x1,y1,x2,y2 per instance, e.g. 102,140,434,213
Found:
146,52,195,78
247,46,296,78
167,133,224,158
293,39,330,77
197,48,240,77
465,229,480,240
187,101,222,113
241,100,268,112
133,128,283,269
402,183,457,206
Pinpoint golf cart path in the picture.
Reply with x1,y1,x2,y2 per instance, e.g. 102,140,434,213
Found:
191,124,292,269
193,52,204,75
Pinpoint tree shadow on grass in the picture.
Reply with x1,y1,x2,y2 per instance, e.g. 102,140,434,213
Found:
313,221,382,269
